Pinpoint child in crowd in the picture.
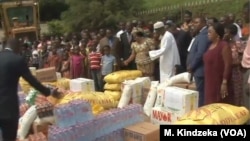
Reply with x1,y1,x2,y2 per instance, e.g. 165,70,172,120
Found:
89,44,102,91
70,46,84,79
61,52,70,78
47,47,61,72
101,45,117,86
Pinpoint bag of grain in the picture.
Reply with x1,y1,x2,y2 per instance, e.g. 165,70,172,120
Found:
118,84,132,108
17,105,37,140
104,83,121,91
135,77,151,105
104,90,121,101
174,103,250,125
143,81,159,116
168,72,191,85
104,70,142,83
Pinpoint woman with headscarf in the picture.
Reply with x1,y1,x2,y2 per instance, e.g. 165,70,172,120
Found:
224,24,243,106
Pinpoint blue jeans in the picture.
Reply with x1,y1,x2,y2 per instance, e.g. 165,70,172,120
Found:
91,70,102,91
194,76,205,107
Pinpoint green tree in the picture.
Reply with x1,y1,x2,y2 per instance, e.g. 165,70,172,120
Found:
61,0,144,32
40,0,69,21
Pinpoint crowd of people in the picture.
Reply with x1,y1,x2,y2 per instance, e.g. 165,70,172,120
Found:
1,1,249,113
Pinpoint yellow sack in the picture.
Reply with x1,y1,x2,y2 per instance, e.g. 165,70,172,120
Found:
56,78,70,90
174,103,250,125
43,81,57,87
58,92,118,109
104,83,121,91
92,104,104,116
104,70,142,83
19,77,32,94
104,90,121,101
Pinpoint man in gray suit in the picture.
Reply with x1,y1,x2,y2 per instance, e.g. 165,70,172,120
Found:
187,17,210,107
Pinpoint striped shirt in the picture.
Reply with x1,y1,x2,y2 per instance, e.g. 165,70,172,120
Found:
89,51,102,70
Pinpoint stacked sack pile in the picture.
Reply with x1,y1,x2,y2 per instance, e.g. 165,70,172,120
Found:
103,70,143,101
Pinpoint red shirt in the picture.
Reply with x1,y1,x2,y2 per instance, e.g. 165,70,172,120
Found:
89,51,102,70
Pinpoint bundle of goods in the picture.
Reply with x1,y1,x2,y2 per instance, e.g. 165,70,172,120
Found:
103,70,143,101
174,103,250,125
56,78,70,90
27,132,47,141
150,86,199,124
165,72,196,90
118,77,151,108
17,88,58,140
54,99,94,128
25,89,49,106
57,91,120,111
48,104,144,141
104,70,142,84
143,81,159,116
36,103,54,119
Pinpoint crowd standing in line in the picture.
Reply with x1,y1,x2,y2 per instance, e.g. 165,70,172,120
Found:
1,1,249,116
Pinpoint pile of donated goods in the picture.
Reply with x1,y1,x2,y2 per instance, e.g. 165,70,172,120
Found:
2,67,249,141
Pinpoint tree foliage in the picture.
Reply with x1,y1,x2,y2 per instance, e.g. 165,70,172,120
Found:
61,0,144,32
40,0,69,22
47,20,65,36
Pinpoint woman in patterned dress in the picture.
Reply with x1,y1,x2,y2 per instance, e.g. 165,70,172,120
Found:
123,31,155,80
224,24,243,106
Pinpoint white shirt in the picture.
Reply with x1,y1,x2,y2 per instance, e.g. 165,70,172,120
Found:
149,31,180,83
116,30,124,40
233,23,242,40
187,26,206,52
187,38,195,52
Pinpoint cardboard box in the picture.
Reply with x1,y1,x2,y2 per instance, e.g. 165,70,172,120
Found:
70,78,95,93
35,67,57,82
163,86,198,114
124,122,159,141
151,107,183,125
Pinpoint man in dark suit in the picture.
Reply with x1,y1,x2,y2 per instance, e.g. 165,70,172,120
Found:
167,22,192,72
0,38,61,141
120,22,136,70
186,17,210,107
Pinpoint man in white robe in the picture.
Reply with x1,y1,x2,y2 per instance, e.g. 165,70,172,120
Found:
149,21,180,83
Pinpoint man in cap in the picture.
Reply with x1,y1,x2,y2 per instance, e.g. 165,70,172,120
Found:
0,38,61,141
149,21,180,83
12,17,20,28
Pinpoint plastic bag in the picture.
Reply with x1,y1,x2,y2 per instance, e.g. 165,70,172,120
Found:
17,105,37,140
118,85,132,108
143,82,158,116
